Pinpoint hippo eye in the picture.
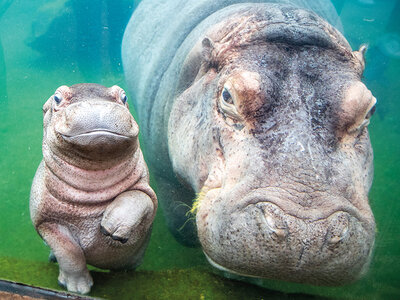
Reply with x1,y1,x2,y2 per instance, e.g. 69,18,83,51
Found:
53,92,63,105
365,103,376,119
120,91,127,104
358,103,376,129
354,102,377,132
221,88,233,104
219,86,243,123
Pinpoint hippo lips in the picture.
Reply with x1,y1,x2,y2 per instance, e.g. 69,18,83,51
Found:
200,201,374,284
196,187,374,284
58,129,136,148
203,251,261,278
59,129,132,142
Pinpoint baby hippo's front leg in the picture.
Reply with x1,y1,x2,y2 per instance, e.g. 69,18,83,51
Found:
100,190,154,244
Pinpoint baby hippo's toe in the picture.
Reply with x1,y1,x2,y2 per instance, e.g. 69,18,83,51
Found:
100,190,155,244
100,223,129,243
58,269,93,294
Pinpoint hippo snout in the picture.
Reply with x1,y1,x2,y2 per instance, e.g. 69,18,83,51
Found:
51,100,139,160
197,189,375,286
56,101,138,140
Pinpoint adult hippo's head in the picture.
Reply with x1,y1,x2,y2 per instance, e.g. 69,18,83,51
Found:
168,5,376,285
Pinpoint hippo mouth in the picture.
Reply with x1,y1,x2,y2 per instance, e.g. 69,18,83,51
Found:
59,129,134,148
203,251,261,278
196,187,375,285
61,129,132,140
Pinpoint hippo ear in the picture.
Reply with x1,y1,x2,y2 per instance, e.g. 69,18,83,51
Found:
201,37,215,62
42,97,53,132
353,44,367,71
192,36,216,82
177,36,216,93
42,97,52,116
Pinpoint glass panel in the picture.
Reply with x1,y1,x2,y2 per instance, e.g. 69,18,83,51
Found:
0,0,398,298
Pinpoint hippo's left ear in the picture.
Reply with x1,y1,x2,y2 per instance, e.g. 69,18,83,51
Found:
353,44,367,72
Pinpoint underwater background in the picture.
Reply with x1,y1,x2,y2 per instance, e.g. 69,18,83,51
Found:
0,0,399,299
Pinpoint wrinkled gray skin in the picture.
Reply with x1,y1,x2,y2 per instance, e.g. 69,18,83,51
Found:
122,0,376,286
30,84,157,294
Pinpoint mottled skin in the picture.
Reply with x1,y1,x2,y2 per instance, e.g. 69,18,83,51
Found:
30,84,157,294
122,2,376,286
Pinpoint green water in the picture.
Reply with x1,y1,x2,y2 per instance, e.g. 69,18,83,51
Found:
0,0,399,299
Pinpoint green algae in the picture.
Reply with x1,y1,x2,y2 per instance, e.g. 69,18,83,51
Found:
0,257,323,300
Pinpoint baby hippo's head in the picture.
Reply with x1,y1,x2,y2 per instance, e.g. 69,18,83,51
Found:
42,84,139,169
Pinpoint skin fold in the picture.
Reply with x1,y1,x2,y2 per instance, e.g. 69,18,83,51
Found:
30,84,157,294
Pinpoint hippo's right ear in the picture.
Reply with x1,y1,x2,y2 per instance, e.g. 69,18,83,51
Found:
42,97,53,130
201,37,215,63
192,36,216,82
177,36,216,92
42,97,52,116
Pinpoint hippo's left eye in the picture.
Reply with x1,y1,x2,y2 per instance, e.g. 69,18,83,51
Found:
357,102,377,131
365,103,376,120
120,91,128,104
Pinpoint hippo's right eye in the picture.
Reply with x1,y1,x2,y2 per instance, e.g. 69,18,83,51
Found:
53,92,63,105
219,86,243,123
120,91,128,104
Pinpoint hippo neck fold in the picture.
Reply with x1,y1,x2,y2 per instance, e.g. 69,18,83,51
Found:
42,143,143,204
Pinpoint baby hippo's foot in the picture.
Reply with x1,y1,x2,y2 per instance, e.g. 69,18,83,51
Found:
100,191,154,243
49,250,57,263
38,223,93,294
58,269,93,295
100,223,128,243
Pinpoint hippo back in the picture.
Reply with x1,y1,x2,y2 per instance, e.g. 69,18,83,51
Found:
122,0,342,175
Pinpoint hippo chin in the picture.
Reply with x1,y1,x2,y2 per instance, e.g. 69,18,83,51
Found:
122,0,376,286
30,84,157,294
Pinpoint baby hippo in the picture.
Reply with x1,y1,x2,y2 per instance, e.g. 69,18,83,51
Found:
30,84,157,294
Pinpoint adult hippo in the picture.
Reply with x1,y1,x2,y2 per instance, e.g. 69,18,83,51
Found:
122,0,376,285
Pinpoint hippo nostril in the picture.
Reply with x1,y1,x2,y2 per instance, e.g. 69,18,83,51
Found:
326,212,350,245
264,214,286,238
258,206,288,240
328,227,349,244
